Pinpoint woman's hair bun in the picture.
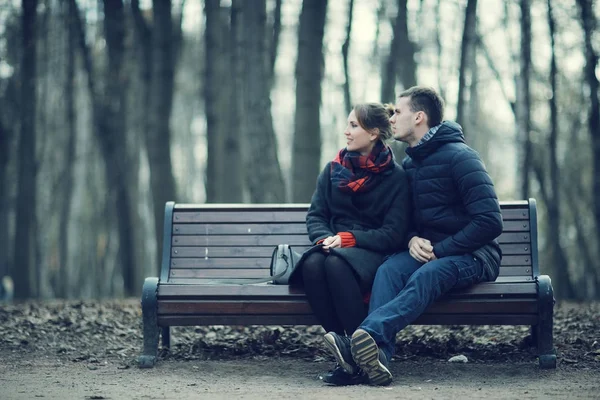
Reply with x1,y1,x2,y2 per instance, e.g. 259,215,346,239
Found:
383,103,395,118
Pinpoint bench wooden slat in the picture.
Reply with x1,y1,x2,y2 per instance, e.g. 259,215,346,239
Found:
170,255,532,269
499,243,532,255
173,211,308,223
173,223,308,235
157,298,537,316
172,208,528,224
172,231,529,245
158,281,537,298
499,208,529,220
172,246,312,258
502,220,530,231
171,258,271,268
173,235,313,247
498,232,530,243
166,276,534,285
499,266,533,276
500,255,532,265
169,267,533,279
171,249,532,262
158,313,538,327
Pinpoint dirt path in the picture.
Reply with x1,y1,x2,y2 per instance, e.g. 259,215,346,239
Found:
1,354,599,399
1,300,599,399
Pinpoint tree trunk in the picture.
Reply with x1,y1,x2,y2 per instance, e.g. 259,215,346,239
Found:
269,0,282,86
342,0,354,113
56,0,78,298
395,0,417,89
100,0,137,296
204,0,229,203
577,0,600,270
147,0,178,270
14,0,39,299
243,0,287,203
381,0,417,102
540,0,574,300
131,0,152,146
221,0,245,203
292,0,327,203
456,0,477,131
0,113,11,280
434,0,445,100
516,0,532,199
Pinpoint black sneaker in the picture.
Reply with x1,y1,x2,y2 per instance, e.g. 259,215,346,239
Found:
320,364,368,386
323,332,358,374
351,329,393,386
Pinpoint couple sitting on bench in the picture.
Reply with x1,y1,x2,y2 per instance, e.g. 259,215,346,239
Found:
295,86,503,386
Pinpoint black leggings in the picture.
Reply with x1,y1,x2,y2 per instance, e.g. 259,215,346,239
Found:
301,252,368,336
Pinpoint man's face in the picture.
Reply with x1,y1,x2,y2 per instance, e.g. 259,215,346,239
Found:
390,96,417,143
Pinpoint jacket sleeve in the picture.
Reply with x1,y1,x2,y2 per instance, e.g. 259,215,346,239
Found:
433,149,504,258
306,164,335,244
348,170,411,253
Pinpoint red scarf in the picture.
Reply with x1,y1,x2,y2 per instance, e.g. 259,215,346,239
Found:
330,141,394,193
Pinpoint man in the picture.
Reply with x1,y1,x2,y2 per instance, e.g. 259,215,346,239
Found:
323,86,503,386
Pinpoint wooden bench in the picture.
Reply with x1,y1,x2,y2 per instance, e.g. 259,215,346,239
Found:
139,199,556,369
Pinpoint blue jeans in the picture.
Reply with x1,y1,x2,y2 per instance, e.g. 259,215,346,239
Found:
360,251,484,361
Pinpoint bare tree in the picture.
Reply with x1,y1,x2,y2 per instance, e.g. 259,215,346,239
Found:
577,0,600,262
268,0,282,87
242,0,286,203
381,0,417,102
456,0,477,130
342,0,354,113
0,111,11,281
14,0,39,299
291,0,327,203
204,0,237,203
146,0,178,265
131,0,152,142
56,0,79,298
221,0,245,203
516,0,532,199
542,0,574,299
70,0,139,296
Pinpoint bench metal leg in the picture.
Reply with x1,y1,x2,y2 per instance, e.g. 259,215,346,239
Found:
536,275,556,369
162,327,171,348
139,277,159,368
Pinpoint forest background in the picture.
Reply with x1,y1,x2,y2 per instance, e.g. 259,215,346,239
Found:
0,0,599,301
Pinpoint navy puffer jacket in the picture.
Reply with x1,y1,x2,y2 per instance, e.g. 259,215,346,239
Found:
403,121,503,280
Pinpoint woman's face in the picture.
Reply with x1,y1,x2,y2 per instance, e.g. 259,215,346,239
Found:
344,110,378,155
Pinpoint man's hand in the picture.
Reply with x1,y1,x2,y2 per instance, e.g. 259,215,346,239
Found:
408,236,435,262
322,235,342,252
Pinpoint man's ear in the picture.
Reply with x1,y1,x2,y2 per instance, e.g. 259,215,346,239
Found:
415,111,427,126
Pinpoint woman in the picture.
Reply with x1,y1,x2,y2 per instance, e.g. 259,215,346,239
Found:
298,103,411,385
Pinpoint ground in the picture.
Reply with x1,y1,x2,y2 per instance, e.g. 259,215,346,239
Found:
0,300,599,399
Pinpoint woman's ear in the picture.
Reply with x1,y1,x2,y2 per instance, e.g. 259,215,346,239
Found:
370,128,380,141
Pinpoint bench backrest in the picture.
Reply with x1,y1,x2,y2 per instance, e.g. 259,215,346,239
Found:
161,200,538,284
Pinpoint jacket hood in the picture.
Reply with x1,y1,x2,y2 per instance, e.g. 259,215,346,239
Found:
406,121,465,161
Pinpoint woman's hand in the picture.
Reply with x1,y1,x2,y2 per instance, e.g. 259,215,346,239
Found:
321,235,342,252
408,236,434,262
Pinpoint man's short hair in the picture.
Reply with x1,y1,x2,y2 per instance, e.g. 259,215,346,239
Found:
398,86,445,128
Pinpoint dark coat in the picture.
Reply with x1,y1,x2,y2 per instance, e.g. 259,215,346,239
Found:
302,160,411,291
402,121,504,280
